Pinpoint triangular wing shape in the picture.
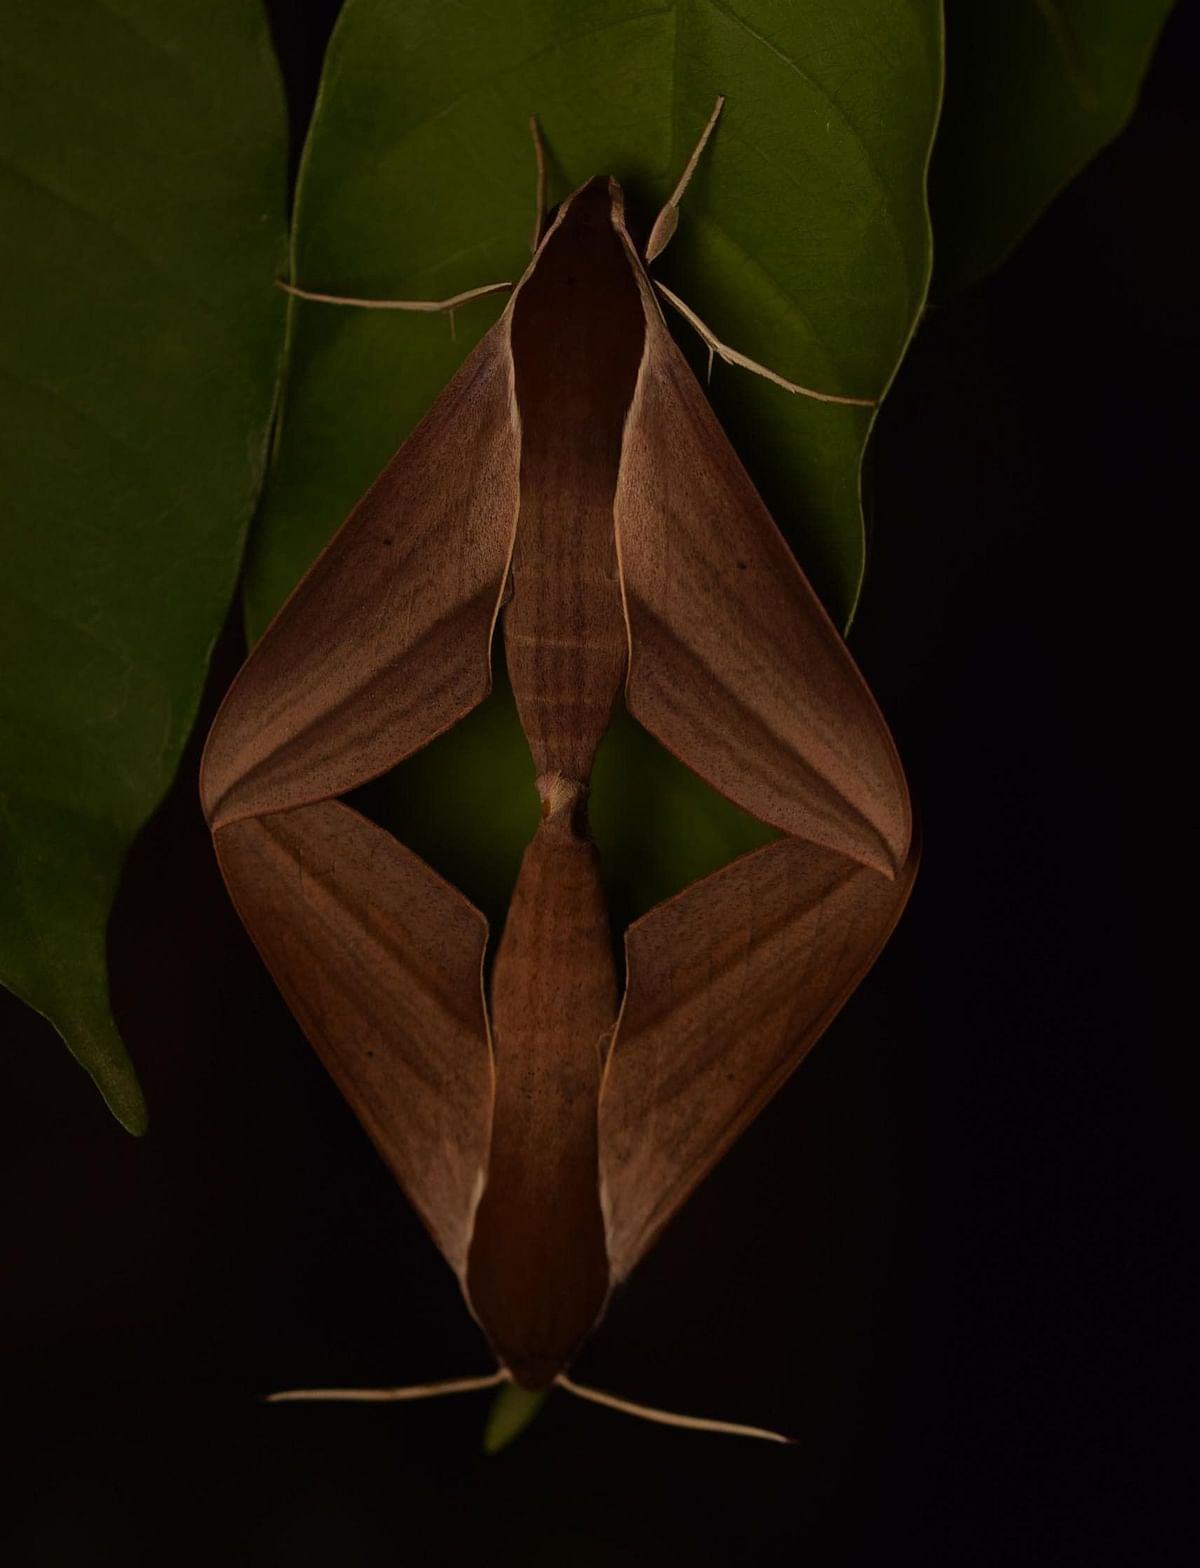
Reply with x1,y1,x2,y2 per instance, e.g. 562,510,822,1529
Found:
598,833,918,1281
214,799,493,1278
614,309,909,878
201,320,519,829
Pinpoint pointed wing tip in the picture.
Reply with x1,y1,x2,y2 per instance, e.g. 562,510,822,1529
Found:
197,717,235,830
877,825,918,885
842,807,913,883
871,783,918,883
891,806,921,882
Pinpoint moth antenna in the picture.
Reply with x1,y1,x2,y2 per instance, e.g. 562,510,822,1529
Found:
529,114,548,253
655,280,877,408
448,307,457,342
264,1370,508,1404
275,279,514,313
554,1374,794,1444
645,94,726,264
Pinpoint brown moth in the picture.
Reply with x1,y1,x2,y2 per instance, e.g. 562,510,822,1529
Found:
200,102,917,1434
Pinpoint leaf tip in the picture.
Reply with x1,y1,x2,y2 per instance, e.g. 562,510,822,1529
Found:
97,1065,149,1137
483,1383,549,1454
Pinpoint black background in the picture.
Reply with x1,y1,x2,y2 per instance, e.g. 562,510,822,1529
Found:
1,6,1187,1563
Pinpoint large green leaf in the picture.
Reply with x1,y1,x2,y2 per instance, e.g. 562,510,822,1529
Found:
0,1,288,1130
247,0,942,923
931,0,1174,297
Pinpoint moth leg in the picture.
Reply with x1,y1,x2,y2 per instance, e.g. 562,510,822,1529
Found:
529,115,548,253
276,279,513,312
555,1374,791,1443
654,280,876,407
645,94,725,263
278,279,513,344
266,1371,508,1404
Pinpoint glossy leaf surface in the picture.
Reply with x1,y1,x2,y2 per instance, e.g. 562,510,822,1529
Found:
0,0,288,1126
932,0,1174,296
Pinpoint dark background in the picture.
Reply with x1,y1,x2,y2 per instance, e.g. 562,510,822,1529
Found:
1,5,1186,1563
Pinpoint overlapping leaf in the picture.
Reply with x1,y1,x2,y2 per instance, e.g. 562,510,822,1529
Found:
0,0,288,1128
932,0,1174,296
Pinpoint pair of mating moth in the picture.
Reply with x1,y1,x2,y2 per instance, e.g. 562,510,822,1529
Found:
200,101,917,1438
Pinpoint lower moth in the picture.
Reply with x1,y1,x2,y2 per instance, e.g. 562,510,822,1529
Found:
201,101,917,1438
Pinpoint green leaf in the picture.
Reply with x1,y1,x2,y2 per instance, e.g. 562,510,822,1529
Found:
483,1383,549,1454
931,0,1174,298
248,0,941,920
0,1,288,1130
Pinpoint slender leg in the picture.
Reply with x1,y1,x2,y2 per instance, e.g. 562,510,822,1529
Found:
556,1374,792,1443
645,95,726,263
266,1370,509,1404
655,280,876,407
278,278,513,342
277,278,513,312
529,115,548,253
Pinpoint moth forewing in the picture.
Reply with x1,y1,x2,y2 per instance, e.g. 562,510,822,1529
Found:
198,318,521,830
